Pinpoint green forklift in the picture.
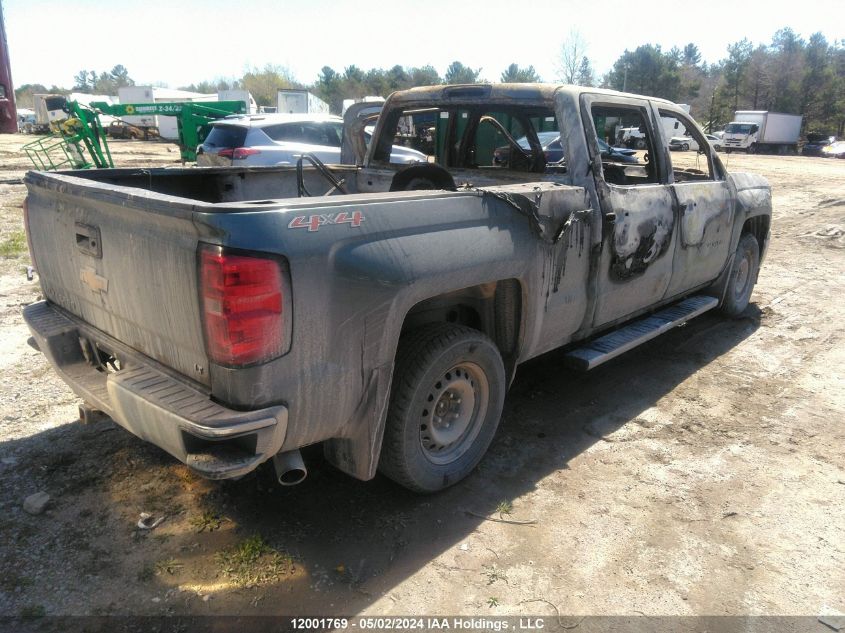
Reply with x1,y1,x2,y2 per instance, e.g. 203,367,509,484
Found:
22,97,247,170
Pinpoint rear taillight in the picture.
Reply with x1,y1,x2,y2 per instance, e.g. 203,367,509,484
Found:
217,147,261,160
199,245,286,366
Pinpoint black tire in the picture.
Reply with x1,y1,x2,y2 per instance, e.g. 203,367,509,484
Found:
389,165,455,192
401,176,439,190
747,143,757,154
720,233,760,317
635,139,647,150
379,323,506,493
682,143,690,151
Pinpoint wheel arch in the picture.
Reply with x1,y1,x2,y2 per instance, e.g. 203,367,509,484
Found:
399,278,524,383
389,164,456,192
741,214,770,261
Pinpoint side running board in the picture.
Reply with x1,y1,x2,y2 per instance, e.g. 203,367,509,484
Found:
563,295,719,371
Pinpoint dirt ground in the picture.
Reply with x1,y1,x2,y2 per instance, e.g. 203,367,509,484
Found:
0,133,843,623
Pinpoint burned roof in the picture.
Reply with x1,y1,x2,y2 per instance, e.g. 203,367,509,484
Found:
386,83,678,108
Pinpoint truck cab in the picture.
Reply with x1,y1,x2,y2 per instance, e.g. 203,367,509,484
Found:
723,121,760,152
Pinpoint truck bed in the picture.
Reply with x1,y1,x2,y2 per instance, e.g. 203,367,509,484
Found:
24,163,587,481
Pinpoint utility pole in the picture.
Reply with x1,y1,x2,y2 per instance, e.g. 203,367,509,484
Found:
708,90,716,132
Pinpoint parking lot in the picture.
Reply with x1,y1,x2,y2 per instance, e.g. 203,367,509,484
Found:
0,135,843,619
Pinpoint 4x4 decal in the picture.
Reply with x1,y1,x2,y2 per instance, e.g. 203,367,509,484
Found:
288,211,365,232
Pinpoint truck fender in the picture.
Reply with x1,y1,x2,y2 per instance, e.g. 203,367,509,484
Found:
707,172,771,302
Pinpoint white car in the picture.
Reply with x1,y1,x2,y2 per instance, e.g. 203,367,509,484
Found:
705,134,723,151
669,134,722,152
197,113,426,167
669,135,699,151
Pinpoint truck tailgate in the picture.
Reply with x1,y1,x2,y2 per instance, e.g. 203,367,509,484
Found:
24,171,210,387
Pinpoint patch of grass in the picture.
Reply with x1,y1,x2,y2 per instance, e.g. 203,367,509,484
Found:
216,535,295,587
20,605,45,619
495,500,513,516
487,597,499,608
482,565,507,586
190,510,226,533
155,558,183,576
0,231,26,258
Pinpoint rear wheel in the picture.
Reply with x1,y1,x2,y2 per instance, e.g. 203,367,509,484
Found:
401,176,438,190
720,233,760,317
379,323,506,493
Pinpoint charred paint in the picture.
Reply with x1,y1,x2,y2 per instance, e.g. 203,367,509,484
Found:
609,204,674,280
553,208,591,292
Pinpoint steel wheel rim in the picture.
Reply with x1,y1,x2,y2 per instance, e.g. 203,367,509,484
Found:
419,362,489,465
735,255,751,300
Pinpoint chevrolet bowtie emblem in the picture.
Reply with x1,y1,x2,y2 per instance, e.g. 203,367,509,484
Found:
80,267,109,293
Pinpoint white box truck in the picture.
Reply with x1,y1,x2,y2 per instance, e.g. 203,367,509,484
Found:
723,111,802,154
31,94,68,133
218,90,256,114
277,89,330,114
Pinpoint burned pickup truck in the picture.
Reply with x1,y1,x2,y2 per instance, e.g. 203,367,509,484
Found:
22,84,771,492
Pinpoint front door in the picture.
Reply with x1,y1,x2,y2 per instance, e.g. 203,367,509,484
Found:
658,108,734,296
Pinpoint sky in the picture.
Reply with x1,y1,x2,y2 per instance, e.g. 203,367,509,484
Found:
4,0,844,91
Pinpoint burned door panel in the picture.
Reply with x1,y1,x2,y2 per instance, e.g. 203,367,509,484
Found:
593,185,676,326
609,191,674,279
665,181,733,296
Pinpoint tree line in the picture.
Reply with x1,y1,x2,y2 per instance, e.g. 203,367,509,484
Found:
600,29,843,135
14,28,843,135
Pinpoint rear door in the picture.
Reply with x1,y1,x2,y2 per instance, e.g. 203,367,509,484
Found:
580,94,676,327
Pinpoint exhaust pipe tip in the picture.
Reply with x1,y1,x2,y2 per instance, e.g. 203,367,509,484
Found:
272,450,307,486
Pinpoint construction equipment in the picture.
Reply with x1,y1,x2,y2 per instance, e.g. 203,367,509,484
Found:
22,98,248,170
22,100,113,170
91,100,247,161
